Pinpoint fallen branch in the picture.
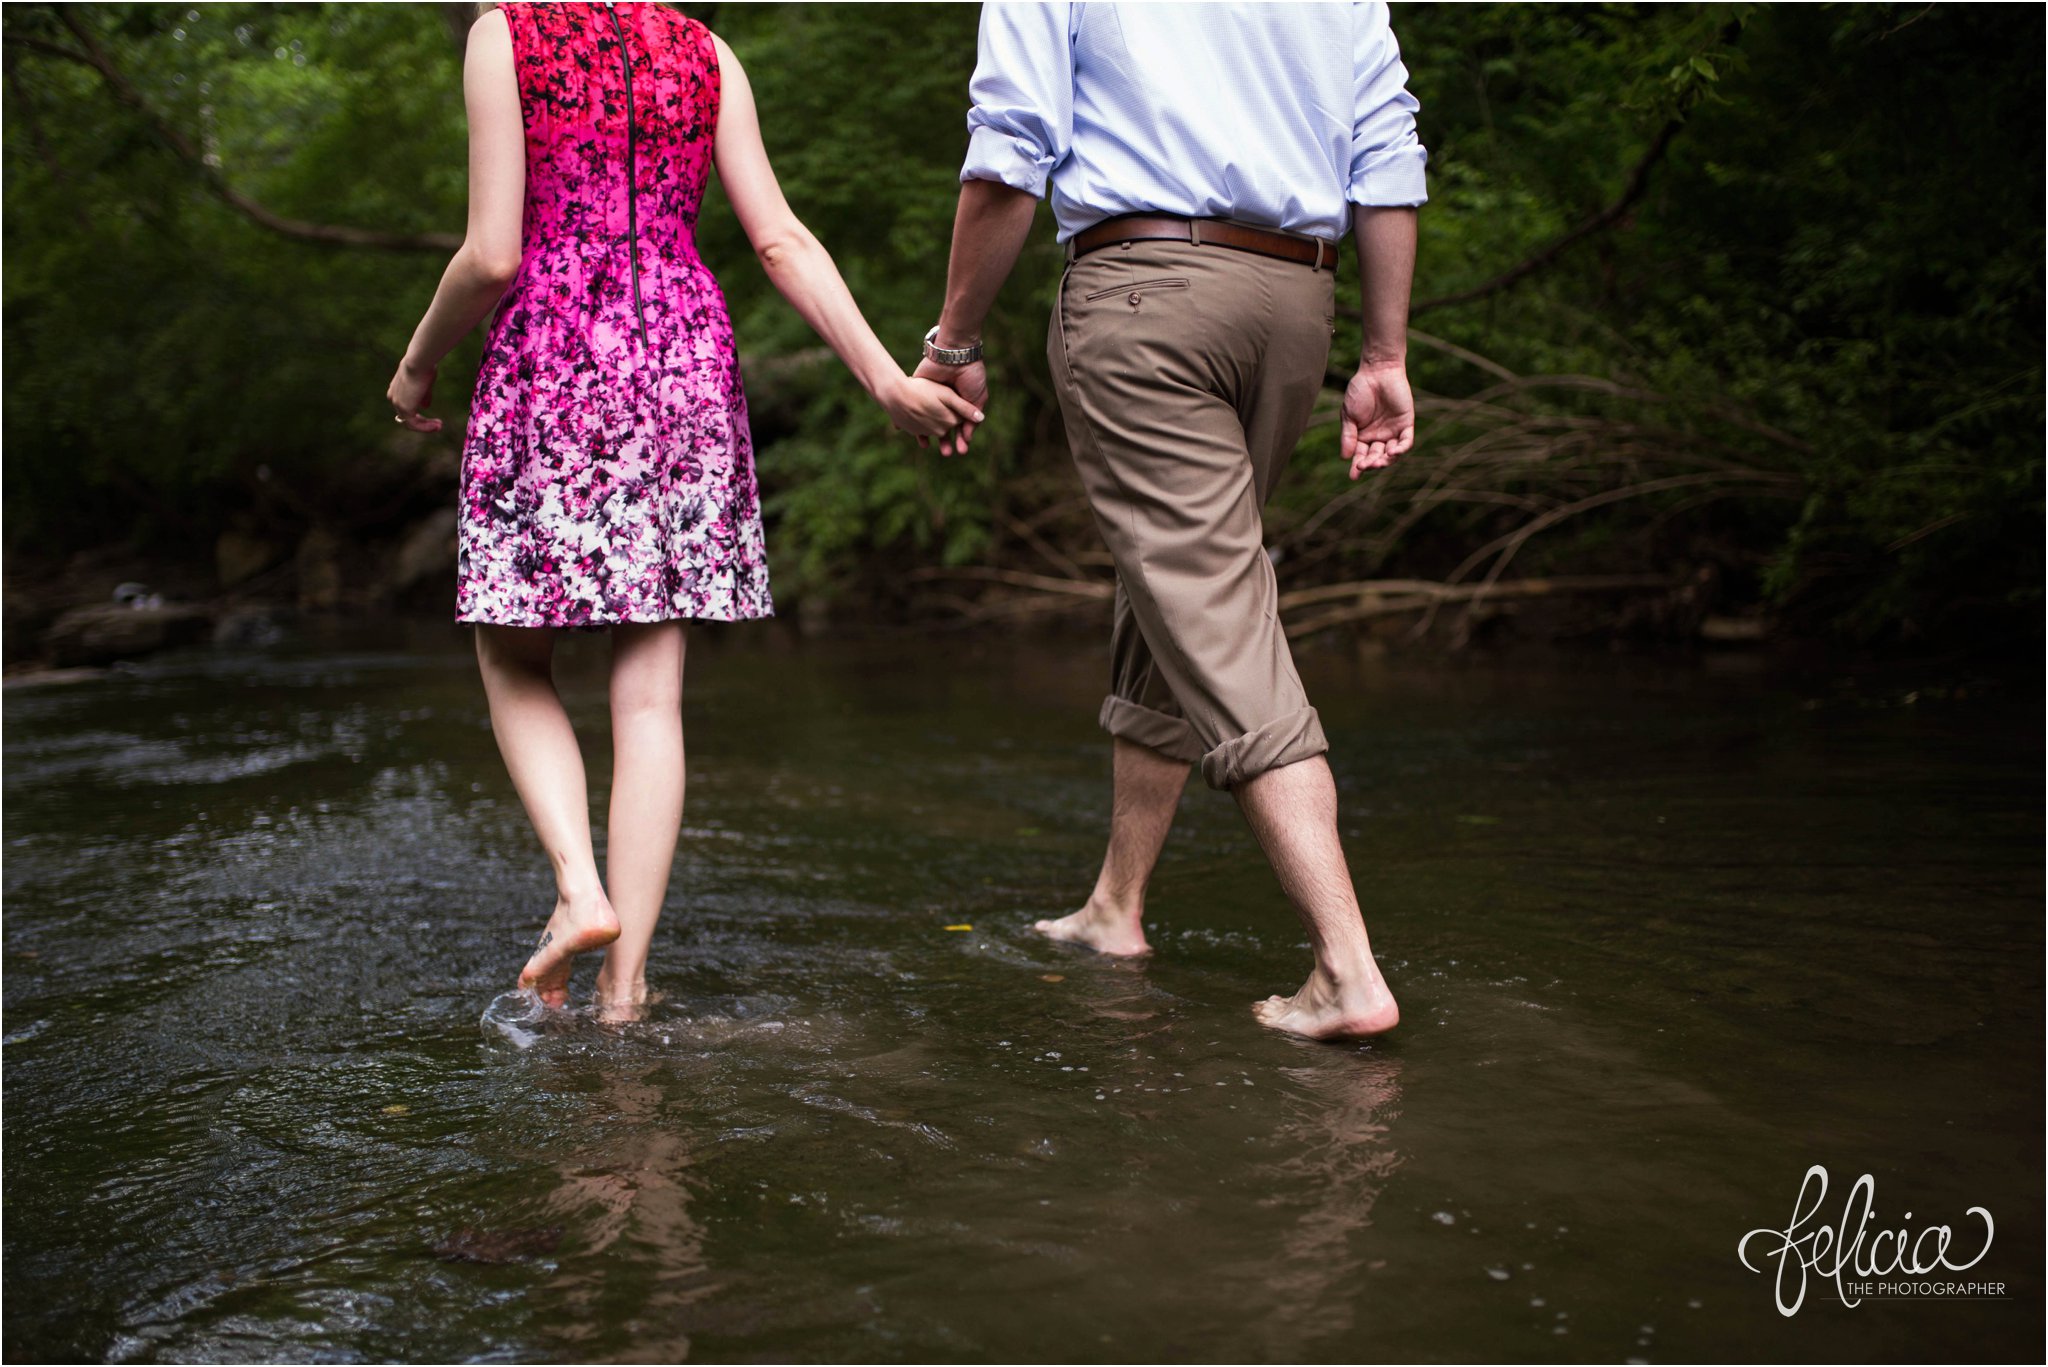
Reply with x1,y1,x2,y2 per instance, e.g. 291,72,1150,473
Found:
996,508,1090,583
1445,470,1802,592
904,566,1113,600
1279,572,1671,613
1405,327,1520,383
1282,574,1675,640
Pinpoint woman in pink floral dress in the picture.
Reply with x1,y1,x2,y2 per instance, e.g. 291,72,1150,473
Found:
386,2,976,1018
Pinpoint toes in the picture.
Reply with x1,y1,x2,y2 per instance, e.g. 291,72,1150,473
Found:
1252,996,1300,1026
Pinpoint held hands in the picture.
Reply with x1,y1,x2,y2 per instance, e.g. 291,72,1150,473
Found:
911,357,988,458
387,358,443,432
881,371,983,451
1339,360,1415,479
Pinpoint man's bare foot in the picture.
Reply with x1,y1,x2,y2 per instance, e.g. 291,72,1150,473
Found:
1253,965,1399,1040
517,891,620,1008
1032,902,1151,957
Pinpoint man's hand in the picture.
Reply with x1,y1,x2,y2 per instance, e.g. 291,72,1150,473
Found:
879,374,985,445
913,357,989,457
1339,361,1414,478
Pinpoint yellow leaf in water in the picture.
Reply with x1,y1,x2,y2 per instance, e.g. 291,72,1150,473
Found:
1040,974,1065,983
944,924,973,932
382,1104,410,1116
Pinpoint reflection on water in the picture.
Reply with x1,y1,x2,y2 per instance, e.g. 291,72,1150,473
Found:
3,628,2040,1362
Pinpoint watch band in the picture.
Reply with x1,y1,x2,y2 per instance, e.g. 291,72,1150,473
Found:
923,326,983,367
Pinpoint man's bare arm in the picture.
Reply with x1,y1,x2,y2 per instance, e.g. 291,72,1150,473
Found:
1340,205,1419,476
913,178,1040,455
1354,205,1416,366
937,179,1041,348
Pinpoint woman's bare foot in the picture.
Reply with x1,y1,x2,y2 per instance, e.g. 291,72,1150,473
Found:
1253,964,1399,1040
591,972,650,1024
518,890,620,1008
1032,902,1151,957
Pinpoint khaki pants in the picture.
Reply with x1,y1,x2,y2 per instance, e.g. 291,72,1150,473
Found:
1047,239,1337,790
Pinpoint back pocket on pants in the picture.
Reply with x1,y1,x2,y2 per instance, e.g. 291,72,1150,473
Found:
1082,277,1191,303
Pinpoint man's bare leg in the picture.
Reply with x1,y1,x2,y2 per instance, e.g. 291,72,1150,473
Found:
1235,755,1399,1039
1034,737,1190,956
476,626,621,1008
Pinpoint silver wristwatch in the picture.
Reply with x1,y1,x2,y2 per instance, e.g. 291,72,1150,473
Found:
923,326,983,366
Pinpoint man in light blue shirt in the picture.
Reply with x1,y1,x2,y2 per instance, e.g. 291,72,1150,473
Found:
915,3,1423,1040
960,1,1428,241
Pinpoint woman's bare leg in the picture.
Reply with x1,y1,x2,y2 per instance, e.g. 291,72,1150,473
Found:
476,625,619,1007
593,622,686,1020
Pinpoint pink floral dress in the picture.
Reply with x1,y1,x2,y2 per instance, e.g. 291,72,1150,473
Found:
457,1,771,627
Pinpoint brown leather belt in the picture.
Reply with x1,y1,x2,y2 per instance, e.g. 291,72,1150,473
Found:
1068,214,1335,270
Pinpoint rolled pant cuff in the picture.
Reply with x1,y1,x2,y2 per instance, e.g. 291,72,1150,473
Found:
1099,695,1205,765
1199,706,1329,790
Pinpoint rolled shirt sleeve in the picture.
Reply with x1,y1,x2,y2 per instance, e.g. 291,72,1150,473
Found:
1348,1,1428,207
961,2,1075,197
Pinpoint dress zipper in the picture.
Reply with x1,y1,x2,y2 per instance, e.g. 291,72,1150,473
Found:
603,1,649,347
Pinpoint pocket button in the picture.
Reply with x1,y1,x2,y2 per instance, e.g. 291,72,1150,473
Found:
1129,291,1142,307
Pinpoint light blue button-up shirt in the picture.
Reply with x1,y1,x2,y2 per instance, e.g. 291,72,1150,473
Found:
961,2,1428,243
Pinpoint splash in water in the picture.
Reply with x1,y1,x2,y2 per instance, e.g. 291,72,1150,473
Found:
479,987,549,1050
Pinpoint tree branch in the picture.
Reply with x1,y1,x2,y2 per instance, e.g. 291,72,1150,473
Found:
1410,118,1682,317
9,10,460,252
2,32,89,64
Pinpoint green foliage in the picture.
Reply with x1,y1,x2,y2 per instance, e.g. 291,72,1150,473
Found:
1663,4,2045,637
688,2,1047,592
2,2,2039,645
4,3,464,544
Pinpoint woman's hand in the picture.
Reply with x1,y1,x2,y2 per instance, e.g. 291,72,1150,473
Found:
387,358,444,432
878,373,983,447
912,358,988,457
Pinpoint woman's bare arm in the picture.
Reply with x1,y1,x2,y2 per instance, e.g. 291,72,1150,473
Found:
387,10,525,430
709,34,977,441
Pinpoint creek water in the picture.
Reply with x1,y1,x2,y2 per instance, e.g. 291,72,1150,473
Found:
3,626,2039,1362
